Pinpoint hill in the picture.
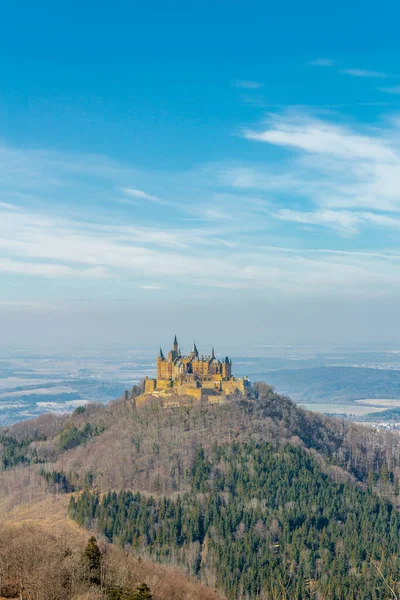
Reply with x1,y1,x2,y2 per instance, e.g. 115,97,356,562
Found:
2,384,400,598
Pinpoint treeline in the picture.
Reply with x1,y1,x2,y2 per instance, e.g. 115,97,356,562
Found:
58,421,105,451
0,433,45,469
69,440,400,599
0,524,223,600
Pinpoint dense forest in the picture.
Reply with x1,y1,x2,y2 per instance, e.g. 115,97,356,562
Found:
69,441,400,599
3,383,400,598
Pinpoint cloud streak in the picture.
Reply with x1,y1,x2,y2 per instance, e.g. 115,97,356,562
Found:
341,68,389,79
1,203,400,297
309,58,336,67
234,80,263,89
2,113,400,304
242,111,400,222
121,187,164,204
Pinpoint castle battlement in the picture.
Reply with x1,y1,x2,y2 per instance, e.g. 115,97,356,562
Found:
143,336,250,401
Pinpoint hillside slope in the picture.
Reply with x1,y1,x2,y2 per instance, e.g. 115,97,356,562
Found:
2,384,400,599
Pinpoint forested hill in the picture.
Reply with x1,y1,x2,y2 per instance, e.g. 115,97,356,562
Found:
3,384,400,598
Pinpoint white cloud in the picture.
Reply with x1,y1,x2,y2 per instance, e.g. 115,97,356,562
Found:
275,209,361,233
234,80,263,89
309,58,336,67
0,201,20,210
244,116,396,161
2,131,400,302
276,209,400,234
121,187,163,203
379,85,400,94
341,68,389,78
0,257,107,278
242,111,400,216
0,204,400,297
138,283,163,290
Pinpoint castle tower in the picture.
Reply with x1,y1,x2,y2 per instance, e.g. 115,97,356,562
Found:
168,335,180,362
222,356,232,379
156,347,165,379
190,341,199,360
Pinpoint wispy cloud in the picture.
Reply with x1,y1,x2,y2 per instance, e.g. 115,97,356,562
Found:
2,125,400,301
138,283,163,290
234,80,263,89
275,209,361,234
276,208,400,234
340,68,389,79
121,187,164,204
379,85,400,94
309,58,336,67
1,203,400,297
237,109,400,242
0,257,107,279
244,115,395,162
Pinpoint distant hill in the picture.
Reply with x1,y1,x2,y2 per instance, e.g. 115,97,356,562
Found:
2,384,400,598
265,366,400,402
359,406,400,422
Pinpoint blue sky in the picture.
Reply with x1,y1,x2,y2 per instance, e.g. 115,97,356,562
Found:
1,0,400,350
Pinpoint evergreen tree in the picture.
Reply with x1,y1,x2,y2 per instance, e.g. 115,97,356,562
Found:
132,583,153,600
84,535,102,586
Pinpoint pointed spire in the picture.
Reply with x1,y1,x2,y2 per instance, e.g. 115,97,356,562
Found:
191,341,198,355
158,347,164,359
174,334,178,345
211,346,215,359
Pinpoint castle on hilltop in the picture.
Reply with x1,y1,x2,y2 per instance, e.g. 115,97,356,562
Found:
144,336,250,401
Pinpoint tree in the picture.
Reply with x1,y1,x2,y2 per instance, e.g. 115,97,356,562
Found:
132,583,153,600
84,536,102,586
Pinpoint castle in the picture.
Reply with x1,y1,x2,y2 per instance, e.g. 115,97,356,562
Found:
143,336,250,402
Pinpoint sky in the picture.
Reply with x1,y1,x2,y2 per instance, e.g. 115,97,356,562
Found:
1,0,400,352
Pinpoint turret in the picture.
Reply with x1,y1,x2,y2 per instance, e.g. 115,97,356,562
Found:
168,334,180,362
190,341,199,359
156,347,166,379
222,355,232,379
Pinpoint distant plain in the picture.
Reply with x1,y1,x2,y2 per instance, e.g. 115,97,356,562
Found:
1,345,400,425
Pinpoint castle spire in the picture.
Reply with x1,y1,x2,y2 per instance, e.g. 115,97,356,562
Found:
158,347,164,359
211,346,215,359
191,341,198,356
